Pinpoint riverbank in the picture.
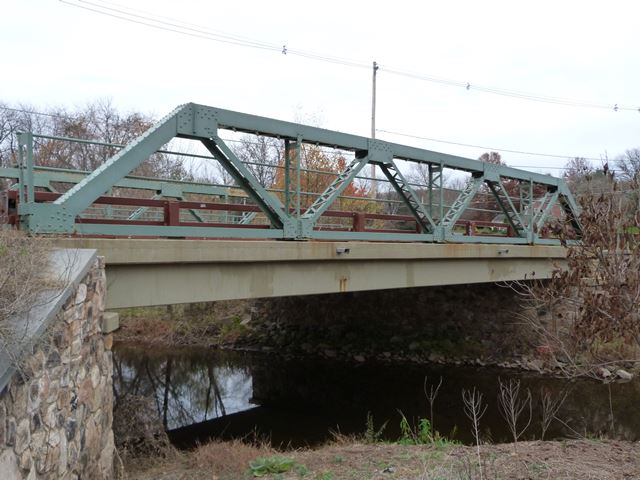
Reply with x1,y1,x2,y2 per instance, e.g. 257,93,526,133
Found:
125,438,640,479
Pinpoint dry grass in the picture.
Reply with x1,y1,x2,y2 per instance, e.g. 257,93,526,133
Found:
0,229,53,371
124,439,274,480
125,438,640,480
0,229,52,324
115,300,252,347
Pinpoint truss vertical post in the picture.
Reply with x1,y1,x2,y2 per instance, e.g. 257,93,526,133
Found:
295,136,302,218
428,163,442,220
284,139,291,213
528,180,534,243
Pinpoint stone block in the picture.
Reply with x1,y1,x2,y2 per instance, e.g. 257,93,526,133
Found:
0,403,5,445
101,312,119,334
6,417,16,446
74,283,88,305
19,448,33,471
15,418,30,454
0,449,21,478
103,334,113,351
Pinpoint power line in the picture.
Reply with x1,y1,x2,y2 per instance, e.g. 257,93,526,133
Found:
0,106,72,120
377,128,605,162
59,0,639,113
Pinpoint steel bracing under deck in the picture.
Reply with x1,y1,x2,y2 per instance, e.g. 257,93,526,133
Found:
6,103,582,245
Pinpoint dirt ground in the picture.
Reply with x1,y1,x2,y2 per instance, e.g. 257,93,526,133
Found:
124,438,640,480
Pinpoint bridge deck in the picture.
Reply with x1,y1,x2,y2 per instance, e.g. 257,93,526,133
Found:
53,238,565,308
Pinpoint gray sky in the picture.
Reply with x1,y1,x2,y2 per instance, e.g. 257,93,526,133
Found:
2,0,639,174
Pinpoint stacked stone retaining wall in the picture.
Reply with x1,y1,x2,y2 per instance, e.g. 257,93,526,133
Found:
0,257,113,479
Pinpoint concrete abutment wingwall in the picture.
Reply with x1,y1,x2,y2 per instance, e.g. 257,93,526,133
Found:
0,256,114,479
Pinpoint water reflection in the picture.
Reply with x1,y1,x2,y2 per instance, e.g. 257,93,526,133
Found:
113,345,255,430
113,345,640,448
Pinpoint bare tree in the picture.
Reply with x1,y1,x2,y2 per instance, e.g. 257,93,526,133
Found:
615,148,640,187
230,134,282,188
497,378,532,448
0,99,189,180
423,375,443,430
539,387,568,440
462,387,488,479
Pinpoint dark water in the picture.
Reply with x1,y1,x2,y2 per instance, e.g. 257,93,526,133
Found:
113,344,640,449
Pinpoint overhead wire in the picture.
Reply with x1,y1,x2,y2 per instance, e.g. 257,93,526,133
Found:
58,0,639,113
376,128,605,162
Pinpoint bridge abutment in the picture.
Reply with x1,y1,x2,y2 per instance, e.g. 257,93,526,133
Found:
0,257,114,479
252,282,537,366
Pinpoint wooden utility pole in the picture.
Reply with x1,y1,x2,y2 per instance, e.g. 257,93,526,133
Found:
370,61,379,197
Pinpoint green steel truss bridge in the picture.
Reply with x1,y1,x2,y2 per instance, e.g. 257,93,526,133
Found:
1,103,581,245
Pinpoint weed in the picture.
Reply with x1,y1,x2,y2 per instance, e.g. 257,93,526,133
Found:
315,472,333,480
294,463,309,477
249,456,296,477
397,411,457,447
364,411,388,443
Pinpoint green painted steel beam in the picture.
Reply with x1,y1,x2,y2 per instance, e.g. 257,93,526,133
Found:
189,104,564,185
54,105,185,214
0,166,228,197
377,160,436,233
74,223,285,239
201,137,292,232
301,155,370,229
8,101,582,244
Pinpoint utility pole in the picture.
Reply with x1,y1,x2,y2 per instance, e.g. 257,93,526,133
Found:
370,61,379,197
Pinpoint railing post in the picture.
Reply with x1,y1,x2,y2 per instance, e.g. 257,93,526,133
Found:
353,212,366,232
164,200,180,226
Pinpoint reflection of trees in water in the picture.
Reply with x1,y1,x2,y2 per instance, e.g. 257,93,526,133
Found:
113,348,253,430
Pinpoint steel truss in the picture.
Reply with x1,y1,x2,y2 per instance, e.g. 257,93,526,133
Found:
9,103,582,244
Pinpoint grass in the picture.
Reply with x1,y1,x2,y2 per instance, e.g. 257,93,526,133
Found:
115,299,253,346
248,456,296,477
124,437,640,480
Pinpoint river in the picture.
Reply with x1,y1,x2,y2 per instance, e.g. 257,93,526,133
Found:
113,344,640,448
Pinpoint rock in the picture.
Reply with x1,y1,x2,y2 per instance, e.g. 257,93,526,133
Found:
74,283,88,305
526,360,543,372
19,448,33,471
408,341,420,351
324,349,337,358
353,355,365,362
0,450,21,479
596,367,612,379
616,369,634,381
15,418,31,454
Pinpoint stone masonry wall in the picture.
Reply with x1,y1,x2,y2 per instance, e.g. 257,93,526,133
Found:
252,283,541,369
0,257,114,479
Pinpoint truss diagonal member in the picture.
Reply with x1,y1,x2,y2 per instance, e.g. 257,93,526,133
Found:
440,176,484,229
202,137,288,229
301,155,370,223
239,211,257,225
534,190,559,232
54,104,187,216
128,195,206,222
558,184,583,235
378,161,436,233
487,180,526,237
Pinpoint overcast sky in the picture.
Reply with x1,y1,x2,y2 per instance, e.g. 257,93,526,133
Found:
2,0,639,175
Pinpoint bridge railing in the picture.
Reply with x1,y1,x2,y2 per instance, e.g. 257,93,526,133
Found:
1,103,582,244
